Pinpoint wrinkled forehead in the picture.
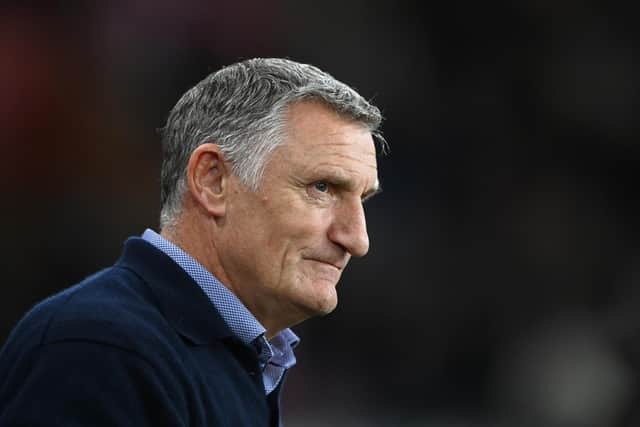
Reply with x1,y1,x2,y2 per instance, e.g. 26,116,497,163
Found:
284,102,376,150
272,101,378,177
289,132,378,188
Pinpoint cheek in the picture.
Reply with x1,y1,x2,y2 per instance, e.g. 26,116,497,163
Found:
278,212,331,252
265,197,329,237
254,193,336,269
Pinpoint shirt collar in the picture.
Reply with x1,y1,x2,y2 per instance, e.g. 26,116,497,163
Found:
268,329,300,368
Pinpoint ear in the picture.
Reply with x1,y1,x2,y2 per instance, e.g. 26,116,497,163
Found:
186,143,229,217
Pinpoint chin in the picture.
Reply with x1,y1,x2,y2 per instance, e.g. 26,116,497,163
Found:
304,285,339,316
314,299,338,316
288,271,340,317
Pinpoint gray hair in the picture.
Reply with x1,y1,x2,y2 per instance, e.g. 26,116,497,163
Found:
159,57,386,230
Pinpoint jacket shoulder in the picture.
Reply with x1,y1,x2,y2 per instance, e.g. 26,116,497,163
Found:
4,265,174,357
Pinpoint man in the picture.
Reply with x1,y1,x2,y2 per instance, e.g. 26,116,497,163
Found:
0,58,386,426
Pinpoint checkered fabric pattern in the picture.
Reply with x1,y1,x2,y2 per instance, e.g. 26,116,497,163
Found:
142,229,299,394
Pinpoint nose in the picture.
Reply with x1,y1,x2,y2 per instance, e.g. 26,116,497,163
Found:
328,198,370,258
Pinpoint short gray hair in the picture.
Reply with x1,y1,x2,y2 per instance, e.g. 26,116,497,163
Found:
159,57,386,230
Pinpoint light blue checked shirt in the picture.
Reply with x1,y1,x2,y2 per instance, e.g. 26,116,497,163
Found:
142,229,299,395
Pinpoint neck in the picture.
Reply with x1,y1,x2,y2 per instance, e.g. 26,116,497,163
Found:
161,211,230,290
161,210,300,339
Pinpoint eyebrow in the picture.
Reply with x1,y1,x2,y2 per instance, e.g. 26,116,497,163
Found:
309,166,381,202
362,182,382,203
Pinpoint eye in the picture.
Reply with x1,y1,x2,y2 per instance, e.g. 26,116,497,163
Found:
313,181,329,193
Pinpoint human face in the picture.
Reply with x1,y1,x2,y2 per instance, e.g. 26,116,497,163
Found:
218,101,379,335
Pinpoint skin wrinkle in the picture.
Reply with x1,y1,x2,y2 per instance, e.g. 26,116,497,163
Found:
313,158,377,171
305,165,378,191
296,149,378,189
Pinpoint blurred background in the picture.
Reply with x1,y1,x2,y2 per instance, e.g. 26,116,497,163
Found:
1,1,639,426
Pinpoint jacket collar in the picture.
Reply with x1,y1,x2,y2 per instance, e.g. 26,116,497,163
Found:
115,237,238,346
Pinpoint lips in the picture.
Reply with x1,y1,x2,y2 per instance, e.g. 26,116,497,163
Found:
304,257,347,271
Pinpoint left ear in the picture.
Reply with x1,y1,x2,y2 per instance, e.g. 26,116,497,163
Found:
185,143,229,217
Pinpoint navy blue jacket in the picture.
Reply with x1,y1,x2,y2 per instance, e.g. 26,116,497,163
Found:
0,238,280,426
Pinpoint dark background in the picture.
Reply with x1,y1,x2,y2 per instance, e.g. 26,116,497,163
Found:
1,1,639,426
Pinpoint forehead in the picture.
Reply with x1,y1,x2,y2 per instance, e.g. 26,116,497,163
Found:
278,101,378,180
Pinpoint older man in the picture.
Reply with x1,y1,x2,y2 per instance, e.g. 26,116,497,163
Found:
0,58,385,426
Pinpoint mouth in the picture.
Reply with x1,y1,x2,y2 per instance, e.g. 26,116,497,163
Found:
304,258,346,271
303,259,343,284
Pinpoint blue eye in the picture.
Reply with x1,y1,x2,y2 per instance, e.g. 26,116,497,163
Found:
314,182,329,193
